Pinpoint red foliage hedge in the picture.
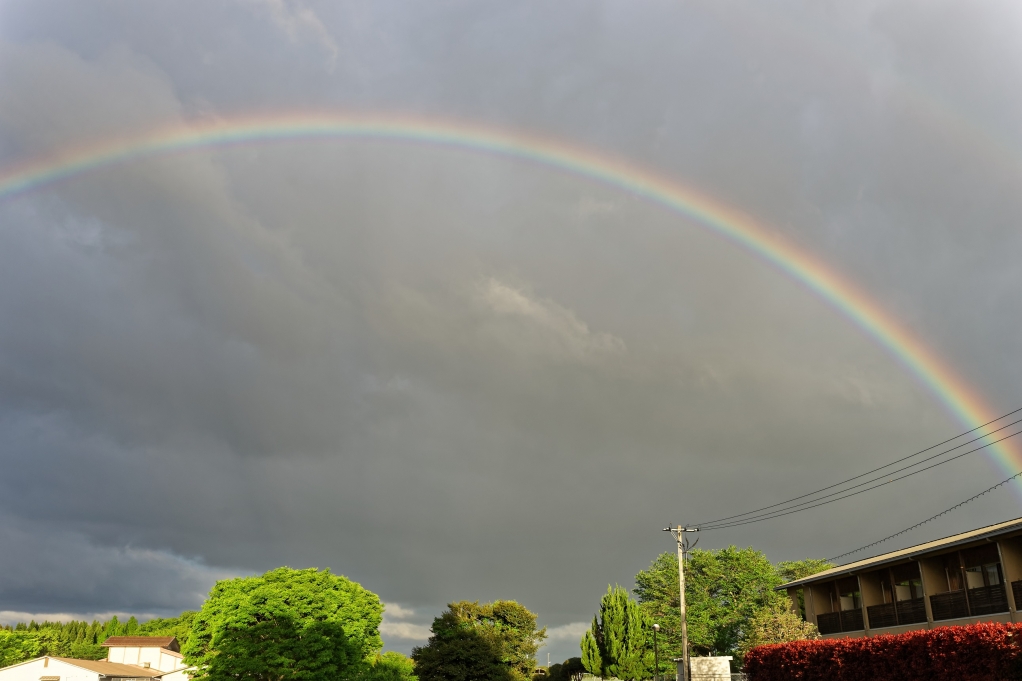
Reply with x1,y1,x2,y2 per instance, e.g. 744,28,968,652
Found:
744,622,1022,681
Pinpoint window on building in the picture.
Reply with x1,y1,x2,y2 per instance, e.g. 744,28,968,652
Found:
891,562,923,601
837,577,861,611
962,544,1002,589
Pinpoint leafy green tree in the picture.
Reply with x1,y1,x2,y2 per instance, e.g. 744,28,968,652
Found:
137,611,199,649
0,630,42,667
561,657,584,680
735,600,819,659
183,567,383,681
360,651,417,681
412,600,545,681
634,547,785,659
580,585,652,681
541,658,584,681
776,559,832,583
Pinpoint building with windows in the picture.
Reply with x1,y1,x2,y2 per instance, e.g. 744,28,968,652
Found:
779,516,1022,637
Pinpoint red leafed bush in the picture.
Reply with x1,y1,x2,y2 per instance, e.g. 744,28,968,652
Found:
744,622,1022,681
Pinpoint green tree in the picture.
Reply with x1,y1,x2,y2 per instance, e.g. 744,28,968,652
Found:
412,600,545,681
634,547,784,660
736,600,819,659
183,566,383,681
541,657,584,681
776,558,832,620
776,559,832,583
137,611,199,649
580,586,652,681
360,651,417,681
0,630,42,668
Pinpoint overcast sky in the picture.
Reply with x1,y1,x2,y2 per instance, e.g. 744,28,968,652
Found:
2,0,1022,663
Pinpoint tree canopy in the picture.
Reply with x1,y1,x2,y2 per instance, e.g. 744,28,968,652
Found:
634,547,789,659
183,567,383,681
0,612,199,667
580,585,653,681
412,600,545,681
539,657,584,681
736,599,820,659
359,651,418,681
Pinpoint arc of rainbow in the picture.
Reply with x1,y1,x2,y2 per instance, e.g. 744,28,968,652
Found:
0,112,1015,478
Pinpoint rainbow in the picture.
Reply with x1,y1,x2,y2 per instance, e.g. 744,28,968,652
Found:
0,112,1015,476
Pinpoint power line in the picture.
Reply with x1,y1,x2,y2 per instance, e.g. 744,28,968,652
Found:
698,423,1022,528
825,469,1022,563
694,406,1022,527
698,427,1022,530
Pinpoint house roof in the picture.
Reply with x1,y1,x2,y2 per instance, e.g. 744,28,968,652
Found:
779,515,1022,589
102,636,178,650
50,657,168,678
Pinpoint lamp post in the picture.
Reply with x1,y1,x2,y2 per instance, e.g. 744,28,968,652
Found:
652,623,660,681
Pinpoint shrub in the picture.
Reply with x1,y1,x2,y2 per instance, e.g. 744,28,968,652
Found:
744,622,1022,681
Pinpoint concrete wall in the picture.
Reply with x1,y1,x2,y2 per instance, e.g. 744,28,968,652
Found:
687,656,732,680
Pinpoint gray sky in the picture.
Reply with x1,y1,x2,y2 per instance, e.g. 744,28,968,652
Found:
1,0,1022,662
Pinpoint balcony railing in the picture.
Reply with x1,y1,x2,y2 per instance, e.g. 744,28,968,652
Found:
865,597,926,629
866,603,896,629
930,590,969,621
896,597,928,624
967,584,1009,616
929,585,1008,621
1012,580,1022,609
817,609,863,635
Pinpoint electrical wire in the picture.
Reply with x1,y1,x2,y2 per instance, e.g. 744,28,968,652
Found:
693,406,1022,527
825,469,1022,563
697,427,1022,530
697,420,1022,527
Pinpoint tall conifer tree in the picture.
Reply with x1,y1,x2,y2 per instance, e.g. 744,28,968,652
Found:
580,586,652,680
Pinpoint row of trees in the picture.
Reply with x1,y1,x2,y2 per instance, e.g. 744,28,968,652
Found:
580,547,831,678
0,568,550,681
0,612,197,667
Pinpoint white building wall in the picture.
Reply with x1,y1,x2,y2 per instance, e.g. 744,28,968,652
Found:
136,648,160,670
157,651,185,672
107,647,184,674
0,658,99,681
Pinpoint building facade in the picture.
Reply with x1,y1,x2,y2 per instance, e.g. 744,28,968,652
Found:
779,516,1022,638
102,637,187,680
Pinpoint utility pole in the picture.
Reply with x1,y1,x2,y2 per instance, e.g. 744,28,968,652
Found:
665,525,698,681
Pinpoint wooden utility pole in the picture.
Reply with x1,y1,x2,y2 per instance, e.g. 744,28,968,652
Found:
666,525,698,681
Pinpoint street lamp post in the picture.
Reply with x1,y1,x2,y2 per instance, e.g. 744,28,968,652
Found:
652,623,660,681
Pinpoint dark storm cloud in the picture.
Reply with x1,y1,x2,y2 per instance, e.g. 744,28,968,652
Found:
1,0,1022,661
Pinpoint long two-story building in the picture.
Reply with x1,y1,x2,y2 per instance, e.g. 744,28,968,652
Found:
779,516,1022,637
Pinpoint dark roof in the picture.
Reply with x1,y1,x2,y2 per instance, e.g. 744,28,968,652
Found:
102,636,179,652
779,515,1022,590
51,657,168,678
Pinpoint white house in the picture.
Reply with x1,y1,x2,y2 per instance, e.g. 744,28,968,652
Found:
102,637,187,680
0,635,190,681
0,656,168,681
